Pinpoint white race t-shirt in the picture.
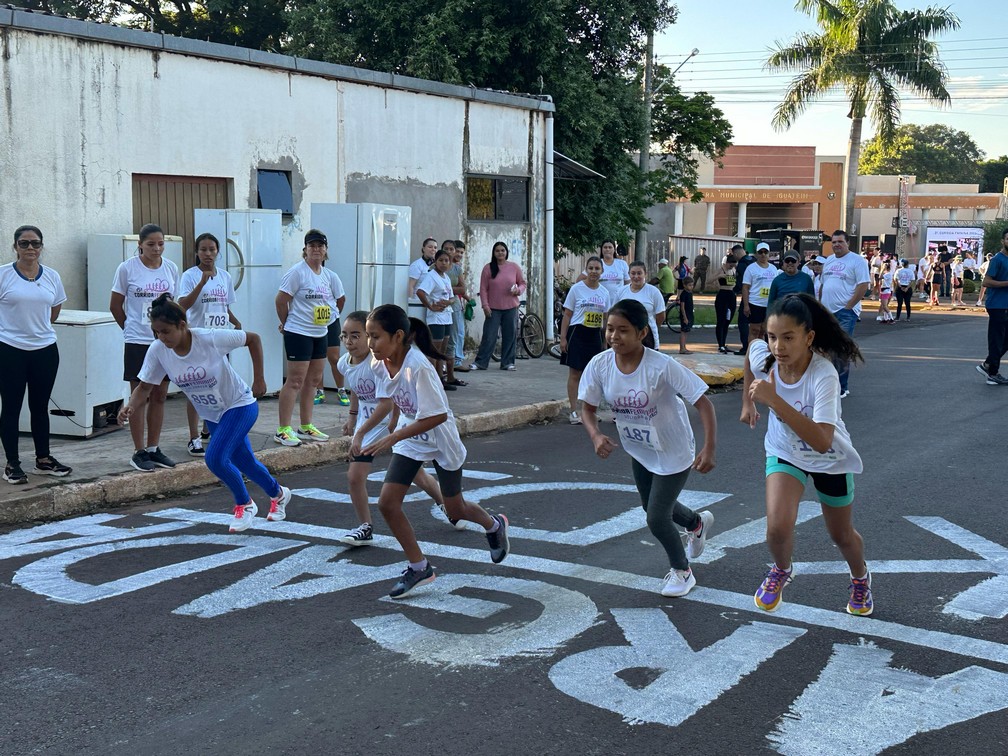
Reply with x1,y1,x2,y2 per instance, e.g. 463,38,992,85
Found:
178,267,236,329
375,346,467,470
743,263,783,307
112,255,179,344
563,281,611,329
595,258,630,302
747,340,862,474
819,252,871,316
337,352,388,450
279,260,343,338
579,348,708,475
894,267,916,287
0,263,67,350
416,270,454,326
138,328,255,423
880,271,893,293
408,257,432,301
616,283,667,347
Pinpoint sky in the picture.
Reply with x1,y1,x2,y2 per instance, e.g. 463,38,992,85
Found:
656,0,1006,160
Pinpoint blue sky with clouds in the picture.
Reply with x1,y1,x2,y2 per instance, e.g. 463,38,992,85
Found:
657,1,1005,159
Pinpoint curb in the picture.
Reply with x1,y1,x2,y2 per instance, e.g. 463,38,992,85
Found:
0,400,568,526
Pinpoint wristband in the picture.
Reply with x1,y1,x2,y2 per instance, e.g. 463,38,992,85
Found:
348,411,358,415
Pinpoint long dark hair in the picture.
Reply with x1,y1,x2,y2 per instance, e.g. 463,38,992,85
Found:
762,293,863,374
489,241,509,279
149,292,187,327
194,232,220,264
608,299,656,350
367,304,447,361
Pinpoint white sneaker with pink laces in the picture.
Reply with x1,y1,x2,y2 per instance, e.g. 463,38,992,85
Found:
229,501,258,533
267,486,292,522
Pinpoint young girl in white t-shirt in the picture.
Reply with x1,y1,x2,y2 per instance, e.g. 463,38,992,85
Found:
177,232,240,457
118,294,291,534
578,299,717,598
741,292,872,616
352,304,510,599
336,311,461,546
416,249,461,391
876,267,893,323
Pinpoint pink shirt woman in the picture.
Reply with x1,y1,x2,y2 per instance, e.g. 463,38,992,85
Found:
473,242,527,370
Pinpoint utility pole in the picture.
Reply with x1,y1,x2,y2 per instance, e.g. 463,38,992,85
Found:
635,31,654,260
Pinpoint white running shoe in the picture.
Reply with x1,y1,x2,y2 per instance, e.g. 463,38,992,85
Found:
660,568,696,597
686,510,714,560
267,485,292,522
229,501,258,533
569,411,582,425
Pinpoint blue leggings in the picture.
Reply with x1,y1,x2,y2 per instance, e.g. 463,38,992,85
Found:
205,402,280,506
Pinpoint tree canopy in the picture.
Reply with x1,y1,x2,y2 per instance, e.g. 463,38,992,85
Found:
979,156,1008,195
858,124,983,184
766,0,959,230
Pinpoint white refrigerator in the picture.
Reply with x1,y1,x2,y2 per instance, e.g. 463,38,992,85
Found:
192,209,285,394
310,203,412,315
86,234,184,310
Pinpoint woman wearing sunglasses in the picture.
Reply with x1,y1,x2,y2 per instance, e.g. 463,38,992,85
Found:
0,226,72,484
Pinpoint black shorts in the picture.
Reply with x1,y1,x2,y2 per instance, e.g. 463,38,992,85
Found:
124,342,152,382
327,319,341,348
384,453,463,497
350,453,375,464
428,323,451,340
561,323,604,371
748,304,768,324
679,321,693,333
284,331,327,361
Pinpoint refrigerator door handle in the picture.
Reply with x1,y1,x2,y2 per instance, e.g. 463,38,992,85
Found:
228,238,246,291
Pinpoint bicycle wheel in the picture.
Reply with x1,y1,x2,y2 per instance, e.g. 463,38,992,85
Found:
520,313,546,358
491,339,501,362
665,301,681,334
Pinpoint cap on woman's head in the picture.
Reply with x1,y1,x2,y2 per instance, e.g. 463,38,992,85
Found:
756,242,770,252
658,257,669,265
304,229,328,246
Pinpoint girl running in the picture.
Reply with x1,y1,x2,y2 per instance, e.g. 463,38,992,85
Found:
416,249,461,390
336,310,462,545
177,232,240,456
740,293,871,616
560,256,611,425
118,294,291,533
876,267,893,323
353,304,510,598
578,299,717,598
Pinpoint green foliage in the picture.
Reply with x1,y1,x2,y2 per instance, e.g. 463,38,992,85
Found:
858,124,983,183
983,222,1008,257
979,156,1008,194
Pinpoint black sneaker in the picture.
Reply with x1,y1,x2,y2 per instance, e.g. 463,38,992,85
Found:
734,348,747,355
147,447,177,468
3,463,27,484
389,563,436,599
987,373,1008,386
130,449,157,472
200,429,211,442
338,523,373,546
34,456,72,477
976,362,991,377
187,438,205,457
486,514,510,564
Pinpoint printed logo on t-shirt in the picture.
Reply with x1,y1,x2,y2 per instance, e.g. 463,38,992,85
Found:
174,365,217,390
611,389,658,420
200,283,229,305
392,386,417,418
354,377,377,403
133,278,171,298
304,284,332,302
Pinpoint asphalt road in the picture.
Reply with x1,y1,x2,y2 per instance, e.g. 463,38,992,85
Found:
1,310,1006,755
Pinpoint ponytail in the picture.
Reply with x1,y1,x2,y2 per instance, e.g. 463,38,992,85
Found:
367,304,447,362
762,293,863,373
149,292,186,327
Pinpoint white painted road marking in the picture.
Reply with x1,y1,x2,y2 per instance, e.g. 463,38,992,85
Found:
0,514,191,561
550,610,806,727
691,500,822,564
767,641,1008,755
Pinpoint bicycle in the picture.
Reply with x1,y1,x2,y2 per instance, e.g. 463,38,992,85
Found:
548,273,573,359
491,300,547,361
664,296,681,334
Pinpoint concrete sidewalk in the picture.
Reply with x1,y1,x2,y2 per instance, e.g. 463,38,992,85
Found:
0,334,744,525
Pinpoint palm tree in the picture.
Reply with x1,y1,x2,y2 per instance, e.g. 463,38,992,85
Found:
766,0,959,231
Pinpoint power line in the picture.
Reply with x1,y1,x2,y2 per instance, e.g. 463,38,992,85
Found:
656,37,1008,60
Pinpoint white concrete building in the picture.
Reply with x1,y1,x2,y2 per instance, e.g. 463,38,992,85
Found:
0,8,552,338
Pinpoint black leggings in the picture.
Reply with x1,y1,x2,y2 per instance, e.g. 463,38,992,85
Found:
630,459,700,570
0,341,59,465
894,287,913,319
714,290,737,348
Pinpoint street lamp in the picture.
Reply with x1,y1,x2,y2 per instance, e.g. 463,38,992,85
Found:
636,45,699,258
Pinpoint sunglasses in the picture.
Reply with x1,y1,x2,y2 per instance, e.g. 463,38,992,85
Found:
16,240,43,250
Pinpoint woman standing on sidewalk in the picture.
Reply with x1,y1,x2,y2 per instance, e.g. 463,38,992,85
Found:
109,223,179,473
119,293,291,533
578,299,717,598
893,258,916,321
416,249,463,389
0,225,72,484
560,256,610,425
576,241,629,304
740,293,871,616
336,311,461,545
714,255,738,354
177,232,240,457
273,229,344,447
616,261,666,347
472,241,527,371
352,304,510,598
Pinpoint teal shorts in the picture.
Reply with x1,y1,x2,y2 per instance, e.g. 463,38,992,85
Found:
765,456,855,507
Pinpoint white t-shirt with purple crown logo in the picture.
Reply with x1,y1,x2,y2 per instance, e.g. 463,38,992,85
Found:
338,351,389,451
279,260,345,338
579,347,708,475
179,266,236,329
374,346,467,470
112,255,179,344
